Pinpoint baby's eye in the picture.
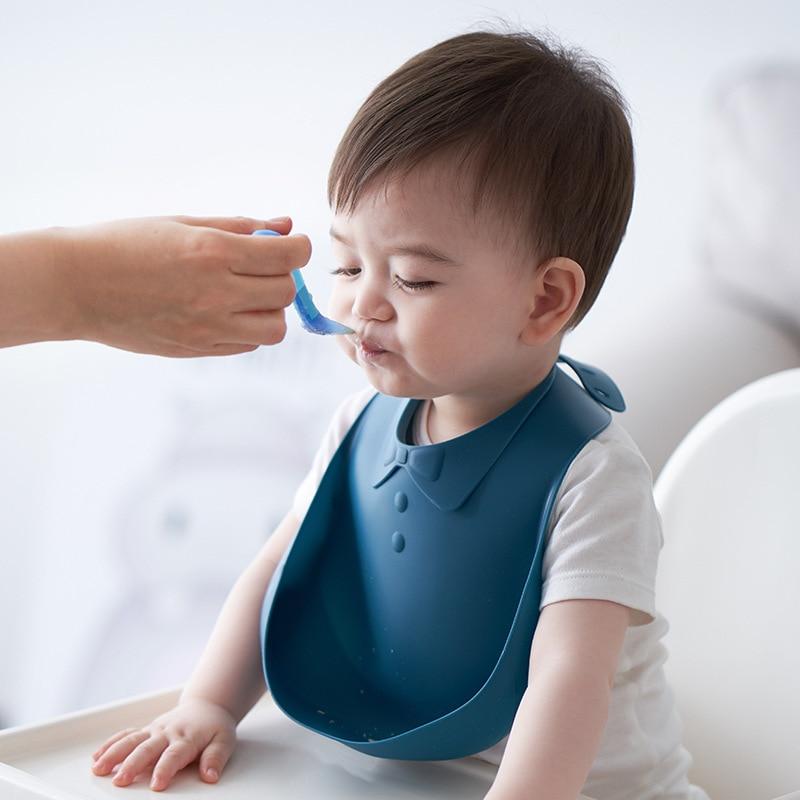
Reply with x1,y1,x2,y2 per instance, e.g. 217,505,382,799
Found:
329,266,360,277
392,275,437,292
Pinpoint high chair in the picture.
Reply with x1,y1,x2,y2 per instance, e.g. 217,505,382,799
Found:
2,370,798,800
654,369,800,800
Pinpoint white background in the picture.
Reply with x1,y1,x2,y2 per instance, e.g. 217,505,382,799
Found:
1,0,799,728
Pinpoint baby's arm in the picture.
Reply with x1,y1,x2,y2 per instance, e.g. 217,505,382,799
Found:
91,509,301,791
484,599,630,800
178,509,300,719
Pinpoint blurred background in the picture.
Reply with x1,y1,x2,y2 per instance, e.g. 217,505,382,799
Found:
1,0,799,730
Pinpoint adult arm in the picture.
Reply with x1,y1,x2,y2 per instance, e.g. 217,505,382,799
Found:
0,215,311,356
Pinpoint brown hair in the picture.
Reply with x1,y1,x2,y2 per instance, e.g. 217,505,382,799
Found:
328,28,635,329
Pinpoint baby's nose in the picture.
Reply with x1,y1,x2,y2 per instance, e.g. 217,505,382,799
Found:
352,278,393,321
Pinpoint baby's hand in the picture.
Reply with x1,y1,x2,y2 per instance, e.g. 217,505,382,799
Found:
91,697,237,791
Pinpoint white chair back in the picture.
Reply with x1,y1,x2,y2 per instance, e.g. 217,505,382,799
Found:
654,369,800,800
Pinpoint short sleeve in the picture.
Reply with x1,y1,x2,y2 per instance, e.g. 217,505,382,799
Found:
539,420,663,625
292,386,377,522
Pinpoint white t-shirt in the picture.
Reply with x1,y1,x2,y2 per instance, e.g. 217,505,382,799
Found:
291,385,710,800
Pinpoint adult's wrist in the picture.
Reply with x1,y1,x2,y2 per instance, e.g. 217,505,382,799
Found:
45,225,96,343
0,226,84,348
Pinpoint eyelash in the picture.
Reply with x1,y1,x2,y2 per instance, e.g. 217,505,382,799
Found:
329,267,436,292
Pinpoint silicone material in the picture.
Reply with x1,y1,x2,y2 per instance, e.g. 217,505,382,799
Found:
261,357,624,760
557,354,626,412
252,229,353,335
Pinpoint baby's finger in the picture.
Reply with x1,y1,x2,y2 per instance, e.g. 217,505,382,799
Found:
92,728,140,761
92,731,150,775
149,740,201,792
111,733,168,787
198,729,236,784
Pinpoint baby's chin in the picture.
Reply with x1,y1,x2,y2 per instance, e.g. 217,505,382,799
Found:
338,339,436,399
358,363,423,399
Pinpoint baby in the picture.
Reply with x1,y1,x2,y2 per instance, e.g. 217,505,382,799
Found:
91,29,709,800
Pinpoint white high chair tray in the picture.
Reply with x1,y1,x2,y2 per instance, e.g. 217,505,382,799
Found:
0,688,500,799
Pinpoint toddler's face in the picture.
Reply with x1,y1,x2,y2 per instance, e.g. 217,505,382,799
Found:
328,159,543,401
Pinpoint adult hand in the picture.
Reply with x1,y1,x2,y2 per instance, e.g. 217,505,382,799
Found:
0,215,312,356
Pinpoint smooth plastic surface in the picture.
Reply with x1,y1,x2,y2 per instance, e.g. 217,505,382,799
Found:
654,368,800,800
557,354,626,412
251,229,353,335
0,688,501,799
262,358,621,760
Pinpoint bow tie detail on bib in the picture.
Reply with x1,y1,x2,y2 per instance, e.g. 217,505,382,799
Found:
382,441,445,483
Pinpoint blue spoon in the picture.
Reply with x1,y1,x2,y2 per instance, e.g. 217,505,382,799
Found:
252,229,354,336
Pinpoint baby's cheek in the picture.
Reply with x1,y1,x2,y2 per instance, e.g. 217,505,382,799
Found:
427,320,476,362
327,289,349,323
413,333,469,383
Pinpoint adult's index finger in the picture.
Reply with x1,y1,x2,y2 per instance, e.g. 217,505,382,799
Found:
230,231,312,276
172,215,293,235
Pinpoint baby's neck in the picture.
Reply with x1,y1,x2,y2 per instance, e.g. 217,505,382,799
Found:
425,357,557,444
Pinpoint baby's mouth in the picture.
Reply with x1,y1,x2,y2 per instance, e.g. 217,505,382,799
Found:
354,336,389,357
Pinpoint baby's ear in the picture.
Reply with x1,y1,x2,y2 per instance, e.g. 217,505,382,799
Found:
520,257,585,345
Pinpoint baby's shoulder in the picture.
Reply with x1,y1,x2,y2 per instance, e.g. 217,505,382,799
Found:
322,385,379,444
561,417,654,496
336,384,380,423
